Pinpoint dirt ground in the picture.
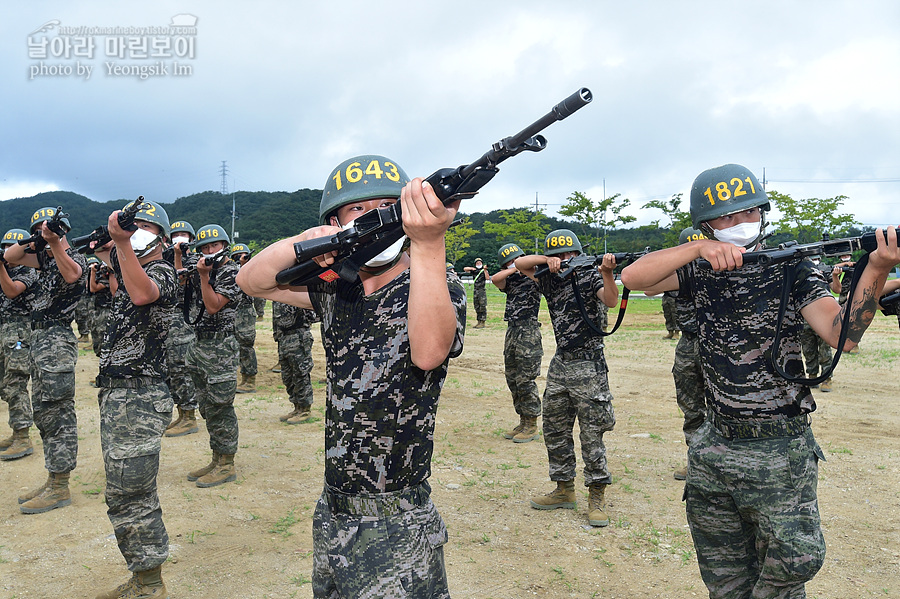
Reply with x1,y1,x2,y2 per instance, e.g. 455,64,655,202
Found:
1,295,898,599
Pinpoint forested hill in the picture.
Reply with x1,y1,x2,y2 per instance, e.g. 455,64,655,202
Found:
0,189,669,269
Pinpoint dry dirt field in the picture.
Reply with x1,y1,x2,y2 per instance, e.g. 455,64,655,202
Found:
1,292,898,599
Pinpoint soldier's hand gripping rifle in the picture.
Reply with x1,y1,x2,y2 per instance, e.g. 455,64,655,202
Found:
275,88,593,287
697,229,893,386
18,206,70,253
71,196,147,254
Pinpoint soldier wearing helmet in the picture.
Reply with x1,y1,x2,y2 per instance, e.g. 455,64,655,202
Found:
491,242,543,443
3,206,87,514
230,243,259,394
237,154,466,597
516,229,620,528
182,224,243,489
621,163,900,598
0,228,39,461
90,199,178,598
85,253,113,360
463,257,490,328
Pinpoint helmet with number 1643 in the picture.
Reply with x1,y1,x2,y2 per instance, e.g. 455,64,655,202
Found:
544,229,583,256
689,164,770,230
194,224,230,251
319,155,411,225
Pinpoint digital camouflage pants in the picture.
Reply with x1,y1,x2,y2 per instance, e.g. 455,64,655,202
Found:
672,331,706,447
279,327,314,409
186,334,239,455
661,294,678,332
685,421,826,599
473,286,487,322
503,320,543,418
235,306,258,376
99,381,172,572
799,324,832,378
0,319,32,431
31,326,78,473
89,305,111,357
542,352,615,486
312,483,450,599
166,314,197,410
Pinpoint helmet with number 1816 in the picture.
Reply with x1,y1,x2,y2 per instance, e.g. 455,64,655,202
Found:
319,155,411,225
194,224,230,251
544,229,583,256
689,164,770,231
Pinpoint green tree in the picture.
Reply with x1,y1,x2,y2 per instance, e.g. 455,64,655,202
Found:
445,216,477,264
768,191,860,244
482,208,549,254
559,191,636,254
642,193,692,247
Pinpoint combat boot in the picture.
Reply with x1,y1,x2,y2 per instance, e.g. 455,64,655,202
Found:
78,332,91,344
96,565,167,599
196,453,236,488
20,472,71,514
530,480,576,510
187,451,220,481
0,431,13,450
473,320,486,329
0,428,33,460
819,377,833,392
270,361,282,373
165,407,184,430
285,407,312,424
165,409,198,437
588,483,610,527
664,330,675,339
503,415,526,440
512,416,539,443
673,465,687,481
18,472,52,504
236,374,256,394
673,330,680,339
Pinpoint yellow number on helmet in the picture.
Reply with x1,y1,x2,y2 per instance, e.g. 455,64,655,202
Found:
346,162,362,184
365,160,383,179
384,162,400,182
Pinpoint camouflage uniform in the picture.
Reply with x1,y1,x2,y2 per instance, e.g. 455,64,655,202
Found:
308,270,466,599
253,296,266,318
661,292,678,334
88,264,113,357
0,264,38,432
499,272,543,419
233,287,258,377
74,292,91,338
472,268,488,322
97,249,176,573
799,322,832,378
536,266,615,486
272,301,318,410
678,259,829,598
184,260,241,455
163,247,197,411
672,285,705,446
30,247,87,474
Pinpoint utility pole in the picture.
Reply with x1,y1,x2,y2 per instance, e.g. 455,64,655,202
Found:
533,192,547,252
220,161,229,195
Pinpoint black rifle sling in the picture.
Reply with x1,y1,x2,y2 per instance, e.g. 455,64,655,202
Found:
569,269,631,337
767,253,869,386
183,269,218,327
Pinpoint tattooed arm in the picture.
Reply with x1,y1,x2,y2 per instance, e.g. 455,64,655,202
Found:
803,227,900,350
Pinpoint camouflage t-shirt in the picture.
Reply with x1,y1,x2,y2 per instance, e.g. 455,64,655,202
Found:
185,259,241,334
500,271,541,323
309,269,466,494
89,265,113,309
0,264,38,319
535,265,606,353
272,300,319,334
99,248,177,379
32,247,88,323
679,258,831,420
673,267,698,334
162,245,197,308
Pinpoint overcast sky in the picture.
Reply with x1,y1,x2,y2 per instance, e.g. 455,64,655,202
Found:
2,0,898,230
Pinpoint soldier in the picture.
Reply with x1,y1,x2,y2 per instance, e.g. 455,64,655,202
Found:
92,200,176,599
253,296,266,321
670,227,707,481
661,292,680,339
0,229,38,461
491,242,543,443
162,220,199,437
272,300,319,424
231,243,258,394
464,257,490,328
183,224,242,488
621,163,900,599
237,154,466,598
801,256,835,392
74,288,92,345
86,254,113,360
4,206,87,513
830,255,861,354
516,229,619,528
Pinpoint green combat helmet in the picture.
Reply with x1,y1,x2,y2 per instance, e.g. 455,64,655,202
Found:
127,199,171,239
30,206,71,234
319,155,411,225
544,229,582,256
678,227,707,245
194,224,230,251
689,163,769,231
1,229,30,246
230,243,251,258
498,243,525,267
170,220,196,241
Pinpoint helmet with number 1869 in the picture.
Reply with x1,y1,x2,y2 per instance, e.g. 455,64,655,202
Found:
319,155,411,225
544,229,582,256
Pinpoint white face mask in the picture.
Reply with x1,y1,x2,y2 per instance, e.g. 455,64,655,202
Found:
172,234,190,245
130,228,161,257
712,221,761,248
341,219,406,268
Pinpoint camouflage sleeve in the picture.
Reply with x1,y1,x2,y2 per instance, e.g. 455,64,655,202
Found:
793,260,832,311
447,271,467,359
13,265,39,289
676,263,695,299
211,262,241,303
145,260,178,309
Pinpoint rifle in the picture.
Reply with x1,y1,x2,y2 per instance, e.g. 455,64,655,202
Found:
534,247,651,280
275,88,593,287
881,287,900,310
181,248,229,325
178,248,228,277
18,206,70,252
71,196,147,254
